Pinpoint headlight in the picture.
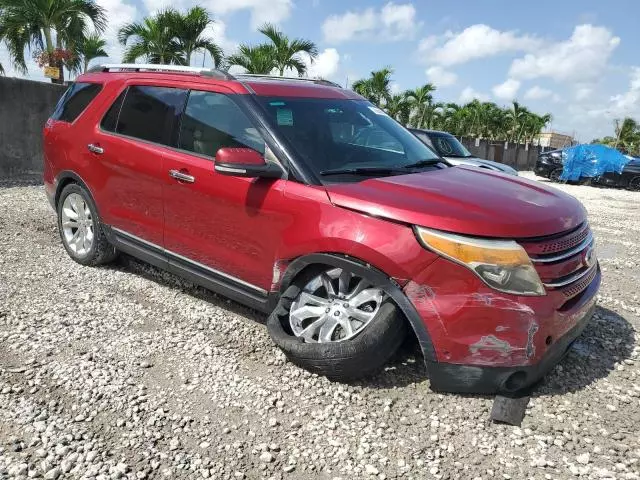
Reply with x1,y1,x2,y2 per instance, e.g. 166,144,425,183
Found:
415,227,545,296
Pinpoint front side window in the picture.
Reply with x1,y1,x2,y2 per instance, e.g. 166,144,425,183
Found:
115,86,187,145
178,90,265,158
51,82,102,123
255,97,441,181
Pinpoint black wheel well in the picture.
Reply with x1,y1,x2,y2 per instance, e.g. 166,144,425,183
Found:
279,253,437,362
54,177,78,208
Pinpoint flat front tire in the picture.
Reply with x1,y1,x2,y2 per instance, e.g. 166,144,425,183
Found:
267,267,407,381
57,183,117,266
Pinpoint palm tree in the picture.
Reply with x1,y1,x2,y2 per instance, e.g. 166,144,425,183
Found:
258,23,317,76
227,44,275,74
352,68,393,107
118,10,183,64
613,117,640,154
76,33,106,72
385,94,411,125
0,0,106,83
170,7,223,67
405,84,436,128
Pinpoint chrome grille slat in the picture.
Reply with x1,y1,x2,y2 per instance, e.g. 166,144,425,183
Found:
530,233,594,263
542,264,597,288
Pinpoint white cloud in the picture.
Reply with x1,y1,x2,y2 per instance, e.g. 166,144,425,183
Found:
322,2,419,44
492,78,521,100
458,86,489,104
419,24,540,66
524,85,553,100
306,48,341,79
96,0,138,64
574,85,592,101
509,24,620,82
205,0,292,28
606,67,640,117
425,65,457,87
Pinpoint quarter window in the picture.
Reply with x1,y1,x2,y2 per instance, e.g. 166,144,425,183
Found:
51,82,102,123
178,91,265,158
115,86,187,145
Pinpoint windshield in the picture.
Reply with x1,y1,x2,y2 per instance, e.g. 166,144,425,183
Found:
254,97,441,179
426,133,472,158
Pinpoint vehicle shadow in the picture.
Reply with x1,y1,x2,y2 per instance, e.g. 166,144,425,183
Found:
356,305,636,396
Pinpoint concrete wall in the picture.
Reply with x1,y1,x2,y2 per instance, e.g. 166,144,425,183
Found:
459,137,554,170
0,77,66,179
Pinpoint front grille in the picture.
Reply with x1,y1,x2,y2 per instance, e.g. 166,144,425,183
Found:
520,223,596,300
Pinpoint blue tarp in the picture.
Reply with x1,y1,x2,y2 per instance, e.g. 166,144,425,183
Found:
560,144,631,181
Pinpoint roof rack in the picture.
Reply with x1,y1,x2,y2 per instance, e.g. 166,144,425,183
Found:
88,63,233,80
234,73,342,88
87,64,342,88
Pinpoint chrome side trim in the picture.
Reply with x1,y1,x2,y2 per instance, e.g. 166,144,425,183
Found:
112,227,267,295
530,232,594,263
543,263,597,288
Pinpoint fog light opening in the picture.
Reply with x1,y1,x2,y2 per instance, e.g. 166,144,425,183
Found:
503,371,528,392
545,336,553,346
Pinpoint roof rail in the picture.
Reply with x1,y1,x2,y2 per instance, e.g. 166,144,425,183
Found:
88,63,233,80
234,73,342,88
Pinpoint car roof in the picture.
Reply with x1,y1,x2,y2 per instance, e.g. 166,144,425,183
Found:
409,128,454,137
77,66,362,100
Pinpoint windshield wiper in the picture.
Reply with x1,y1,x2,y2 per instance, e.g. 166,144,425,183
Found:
402,158,446,169
319,166,405,176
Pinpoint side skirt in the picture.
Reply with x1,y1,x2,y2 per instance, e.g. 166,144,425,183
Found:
103,226,272,314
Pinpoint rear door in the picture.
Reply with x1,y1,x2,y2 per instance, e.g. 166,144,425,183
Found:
87,83,187,247
162,87,289,293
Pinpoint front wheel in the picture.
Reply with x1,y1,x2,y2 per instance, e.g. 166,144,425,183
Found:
549,168,563,182
267,267,407,380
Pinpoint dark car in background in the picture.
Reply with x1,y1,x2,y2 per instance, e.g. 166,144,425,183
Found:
536,149,640,190
410,128,519,176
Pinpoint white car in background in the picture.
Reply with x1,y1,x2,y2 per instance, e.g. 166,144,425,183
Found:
410,128,519,176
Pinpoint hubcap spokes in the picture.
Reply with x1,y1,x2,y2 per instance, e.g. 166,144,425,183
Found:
61,193,94,256
289,268,384,343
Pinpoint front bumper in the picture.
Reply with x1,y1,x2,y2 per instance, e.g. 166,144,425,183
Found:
404,257,601,394
425,301,595,394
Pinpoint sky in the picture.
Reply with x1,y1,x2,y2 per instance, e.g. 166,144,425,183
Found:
1,0,639,141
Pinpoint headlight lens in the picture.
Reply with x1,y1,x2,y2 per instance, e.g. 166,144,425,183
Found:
415,227,545,296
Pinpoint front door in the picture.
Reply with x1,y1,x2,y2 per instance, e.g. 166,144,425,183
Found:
162,88,289,292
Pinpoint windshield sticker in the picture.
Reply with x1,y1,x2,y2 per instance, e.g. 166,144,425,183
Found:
277,108,294,126
368,106,387,116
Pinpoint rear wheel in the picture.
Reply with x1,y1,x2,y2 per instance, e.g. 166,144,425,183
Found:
628,176,640,191
267,266,407,380
57,183,117,266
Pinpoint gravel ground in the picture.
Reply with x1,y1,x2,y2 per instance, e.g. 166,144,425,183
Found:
0,172,639,480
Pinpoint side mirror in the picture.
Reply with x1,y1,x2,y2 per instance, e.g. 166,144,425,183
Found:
214,147,283,178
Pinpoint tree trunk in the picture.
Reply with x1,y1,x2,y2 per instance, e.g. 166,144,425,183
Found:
84,59,89,74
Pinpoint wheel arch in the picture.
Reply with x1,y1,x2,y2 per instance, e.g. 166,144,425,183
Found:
277,253,437,362
54,171,97,211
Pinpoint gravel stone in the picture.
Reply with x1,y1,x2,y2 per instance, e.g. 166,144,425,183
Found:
0,176,638,479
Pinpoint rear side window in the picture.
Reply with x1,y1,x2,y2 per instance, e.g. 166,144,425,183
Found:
115,86,187,145
100,89,127,132
51,82,102,122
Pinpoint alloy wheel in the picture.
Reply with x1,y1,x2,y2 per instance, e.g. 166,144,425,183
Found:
61,193,94,256
629,177,640,191
289,268,384,343
549,168,563,182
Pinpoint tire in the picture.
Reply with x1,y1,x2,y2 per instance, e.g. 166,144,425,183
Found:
628,176,640,191
57,183,118,266
549,168,563,182
267,267,407,381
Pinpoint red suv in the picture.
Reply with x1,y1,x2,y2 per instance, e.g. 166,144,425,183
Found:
43,64,600,394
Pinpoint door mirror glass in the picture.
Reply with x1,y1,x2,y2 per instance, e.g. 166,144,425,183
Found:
214,147,282,178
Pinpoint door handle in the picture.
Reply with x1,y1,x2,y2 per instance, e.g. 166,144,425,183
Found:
169,169,195,183
87,143,104,154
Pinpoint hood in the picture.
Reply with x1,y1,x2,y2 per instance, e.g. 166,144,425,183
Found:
324,166,586,238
